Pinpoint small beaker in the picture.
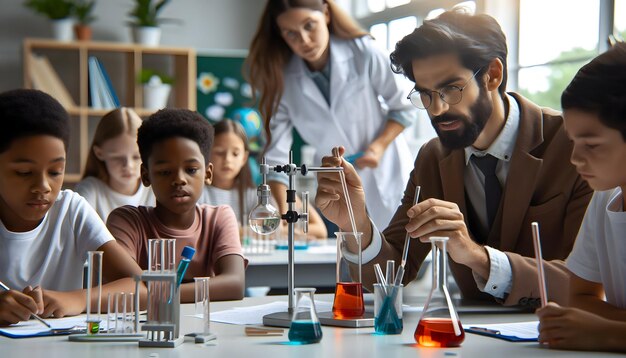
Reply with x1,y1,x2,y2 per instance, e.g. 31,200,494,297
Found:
374,283,403,335
332,231,364,319
86,251,103,334
414,237,464,347
194,277,210,334
288,288,323,344
148,238,176,272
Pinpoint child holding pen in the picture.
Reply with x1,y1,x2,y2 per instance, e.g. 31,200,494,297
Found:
536,43,626,352
107,109,246,302
0,89,143,326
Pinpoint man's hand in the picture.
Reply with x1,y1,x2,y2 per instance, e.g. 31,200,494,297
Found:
315,146,368,233
407,198,489,278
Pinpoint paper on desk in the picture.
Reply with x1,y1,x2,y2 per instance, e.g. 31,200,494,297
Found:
0,315,108,338
467,320,539,340
211,300,333,325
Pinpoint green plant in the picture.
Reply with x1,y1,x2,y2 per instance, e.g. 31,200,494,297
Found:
24,0,74,20
74,0,96,25
139,68,174,85
128,0,173,27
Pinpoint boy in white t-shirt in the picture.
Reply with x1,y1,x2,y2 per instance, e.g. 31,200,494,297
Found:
536,43,626,352
0,89,143,326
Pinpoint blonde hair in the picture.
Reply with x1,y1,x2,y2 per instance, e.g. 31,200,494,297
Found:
245,0,368,149
82,107,143,183
213,120,255,223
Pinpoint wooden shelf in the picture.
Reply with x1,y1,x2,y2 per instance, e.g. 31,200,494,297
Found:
23,38,197,184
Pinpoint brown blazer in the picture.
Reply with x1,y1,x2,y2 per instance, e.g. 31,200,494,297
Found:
360,93,592,307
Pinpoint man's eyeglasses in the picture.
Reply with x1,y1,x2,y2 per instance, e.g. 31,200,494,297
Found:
407,68,482,110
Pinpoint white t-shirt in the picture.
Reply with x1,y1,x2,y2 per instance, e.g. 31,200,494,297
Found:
198,185,258,225
75,176,156,221
567,188,626,308
0,190,113,291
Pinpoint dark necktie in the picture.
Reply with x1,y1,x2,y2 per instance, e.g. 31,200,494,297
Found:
472,154,502,230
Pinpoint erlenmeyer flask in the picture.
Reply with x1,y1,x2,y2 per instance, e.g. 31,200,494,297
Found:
414,237,465,347
288,288,323,344
332,231,364,319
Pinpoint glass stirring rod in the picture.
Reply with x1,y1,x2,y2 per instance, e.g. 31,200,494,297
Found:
395,185,421,285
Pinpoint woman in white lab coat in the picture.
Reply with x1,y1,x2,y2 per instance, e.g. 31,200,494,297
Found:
246,0,415,229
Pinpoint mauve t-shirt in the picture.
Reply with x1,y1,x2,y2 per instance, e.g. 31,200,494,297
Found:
107,204,243,281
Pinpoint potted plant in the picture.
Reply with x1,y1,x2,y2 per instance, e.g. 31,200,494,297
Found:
73,0,96,41
139,69,174,109
128,0,174,46
24,0,75,41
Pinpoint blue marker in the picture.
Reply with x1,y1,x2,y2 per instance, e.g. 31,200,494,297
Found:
176,246,196,287
344,151,365,164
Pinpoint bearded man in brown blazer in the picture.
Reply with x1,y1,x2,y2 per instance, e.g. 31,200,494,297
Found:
316,9,592,308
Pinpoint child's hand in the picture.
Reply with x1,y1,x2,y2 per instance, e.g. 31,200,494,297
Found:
22,285,44,315
41,289,86,318
0,289,41,326
537,302,615,351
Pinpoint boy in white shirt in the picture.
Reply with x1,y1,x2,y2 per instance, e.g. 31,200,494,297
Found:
536,43,626,352
0,89,142,326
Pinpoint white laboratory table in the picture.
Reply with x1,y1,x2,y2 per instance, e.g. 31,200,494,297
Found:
1,294,619,358
244,241,337,291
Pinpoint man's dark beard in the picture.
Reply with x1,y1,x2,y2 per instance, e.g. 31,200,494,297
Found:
431,85,493,150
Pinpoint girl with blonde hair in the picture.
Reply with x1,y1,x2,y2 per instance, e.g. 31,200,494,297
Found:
75,107,155,221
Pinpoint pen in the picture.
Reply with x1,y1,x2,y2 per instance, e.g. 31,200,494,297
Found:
469,326,501,335
0,280,51,328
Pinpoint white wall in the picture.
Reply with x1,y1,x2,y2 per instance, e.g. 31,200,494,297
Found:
0,0,265,92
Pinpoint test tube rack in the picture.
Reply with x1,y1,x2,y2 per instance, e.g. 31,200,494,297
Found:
137,271,184,348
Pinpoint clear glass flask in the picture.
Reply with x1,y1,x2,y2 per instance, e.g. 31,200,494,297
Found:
414,237,465,347
288,288,323,344
332,231,364,318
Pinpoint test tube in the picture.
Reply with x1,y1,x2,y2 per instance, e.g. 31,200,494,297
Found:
194,277,210,334
148,238,176,272
86,251,103,334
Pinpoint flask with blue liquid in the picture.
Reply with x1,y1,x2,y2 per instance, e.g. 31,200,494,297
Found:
288,288,323,344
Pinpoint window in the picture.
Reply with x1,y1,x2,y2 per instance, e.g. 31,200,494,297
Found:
516,0,600,110
616,0,626,41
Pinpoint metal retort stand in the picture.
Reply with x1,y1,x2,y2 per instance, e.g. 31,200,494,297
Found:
248,152,343,327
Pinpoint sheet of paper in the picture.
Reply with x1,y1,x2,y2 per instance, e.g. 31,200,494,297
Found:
211,300,333,325
468,320,539,339
0,314,110,337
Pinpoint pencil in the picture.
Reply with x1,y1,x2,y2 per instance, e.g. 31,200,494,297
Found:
0,280,52,328
531,222,548,307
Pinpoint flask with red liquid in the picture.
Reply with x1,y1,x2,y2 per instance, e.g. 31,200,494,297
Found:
414,237,464,347
332,231,364,319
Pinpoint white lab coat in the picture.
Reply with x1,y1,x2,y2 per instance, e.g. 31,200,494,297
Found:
265,36,415,229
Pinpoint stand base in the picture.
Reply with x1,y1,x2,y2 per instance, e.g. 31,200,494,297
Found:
185,332,217,343
68,333,144,342
317,311,374,328
139,335,184,348
262,311,293,328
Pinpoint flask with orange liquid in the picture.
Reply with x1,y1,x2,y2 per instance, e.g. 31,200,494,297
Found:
414,237,465,347
332,231,364,319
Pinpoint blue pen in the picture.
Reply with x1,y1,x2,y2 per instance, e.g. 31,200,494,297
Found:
176,246,196,287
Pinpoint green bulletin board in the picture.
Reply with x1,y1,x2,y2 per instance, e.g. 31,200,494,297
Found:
195,50,305,164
